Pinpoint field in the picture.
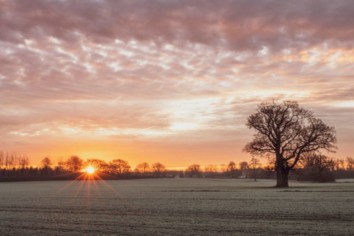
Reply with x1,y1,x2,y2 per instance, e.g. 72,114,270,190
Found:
0,178,353,235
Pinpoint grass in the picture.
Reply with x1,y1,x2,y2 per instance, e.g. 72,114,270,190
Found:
0,178,353,235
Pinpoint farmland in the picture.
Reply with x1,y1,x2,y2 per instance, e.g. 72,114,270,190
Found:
0,178,353,235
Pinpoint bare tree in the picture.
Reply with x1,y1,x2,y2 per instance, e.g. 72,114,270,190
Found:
135,162,150,173
4,153,15,169
185,164,202,177
227,161,237,178
55,158,66,174
245,100,336,187
0,151,3,168
347,157,354,171
86,159,108,172
152,162,166,176
66,155,84,172
300,153,335,170
111,159,131,174
298,153,336,182
335,159,345,170
239,162,248,170
40,157,52,169
204,164,217,173
19,157,29,169
227,161,236,171
249,157,260,181
239,161,249,178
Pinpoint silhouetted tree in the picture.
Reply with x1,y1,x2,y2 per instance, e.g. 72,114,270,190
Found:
205,164,217,172
40,157,52,169
335,159,345,170
347,157,354,171
66,156,83,172
40,157,52,175
40,157,53,175
227,161,236,171
204,164,218,177
249,157,260,181
135,162,150,173
245,100,336,187
239,161,249,178
185,164,202,177
111,159,131,174
298,153,335,182
0,151,3,168
18,157,29,169
152,162,165,176
86,159,108,172
227,161,237,178
55,158,66,174
4,153,15,169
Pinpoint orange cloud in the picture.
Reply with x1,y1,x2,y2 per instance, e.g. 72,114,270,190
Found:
1,0,354,167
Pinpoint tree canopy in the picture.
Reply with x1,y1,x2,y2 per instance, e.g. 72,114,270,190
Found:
245,100,336,187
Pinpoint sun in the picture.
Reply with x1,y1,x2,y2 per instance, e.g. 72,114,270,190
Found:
84,166,96,175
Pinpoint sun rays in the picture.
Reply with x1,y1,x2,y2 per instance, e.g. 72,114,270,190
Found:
84,166,96,175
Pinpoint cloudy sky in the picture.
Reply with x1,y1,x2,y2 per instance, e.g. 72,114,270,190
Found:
1,0,354,168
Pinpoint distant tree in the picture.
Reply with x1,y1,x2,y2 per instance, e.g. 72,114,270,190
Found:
204,164,218,177
335,159,345,170
135,162,150,173
19,157,29,169
38,157,52,176
86,159,108,172
152,162,166,176
204,164,217,173
239,161,248,170
0,151,3,168
298,153,335,182
300,153,335,170
227,161,236,172
239,161,249,178
40,157,52,169
185,164,202,177
347,157,354,171
245,100,336,187
249,157,261,181
111,159,131,174
227,161,237,178
66,156,84,172
56,158,66,173
4,153,15,169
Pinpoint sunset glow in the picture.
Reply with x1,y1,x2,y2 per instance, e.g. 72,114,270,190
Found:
0,0,354,168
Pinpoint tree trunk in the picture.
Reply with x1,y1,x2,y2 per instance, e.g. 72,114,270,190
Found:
276,165,289,187
254,168,257,181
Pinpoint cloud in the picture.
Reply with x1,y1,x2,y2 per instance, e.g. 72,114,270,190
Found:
0,0,354,165
1,0,354,50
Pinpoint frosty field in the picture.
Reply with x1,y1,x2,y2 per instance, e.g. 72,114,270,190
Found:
0,178,353,236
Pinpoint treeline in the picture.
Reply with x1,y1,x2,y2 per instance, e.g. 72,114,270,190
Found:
0,152,354,182
0,153,169,181
184,155,354,182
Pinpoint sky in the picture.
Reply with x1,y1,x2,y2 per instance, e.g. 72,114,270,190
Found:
0,0,354,168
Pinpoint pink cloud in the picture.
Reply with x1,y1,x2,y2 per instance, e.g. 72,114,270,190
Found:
0,0,353,165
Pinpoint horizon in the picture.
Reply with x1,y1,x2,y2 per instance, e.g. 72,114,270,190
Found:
1,0,354,167
0,151,252,171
